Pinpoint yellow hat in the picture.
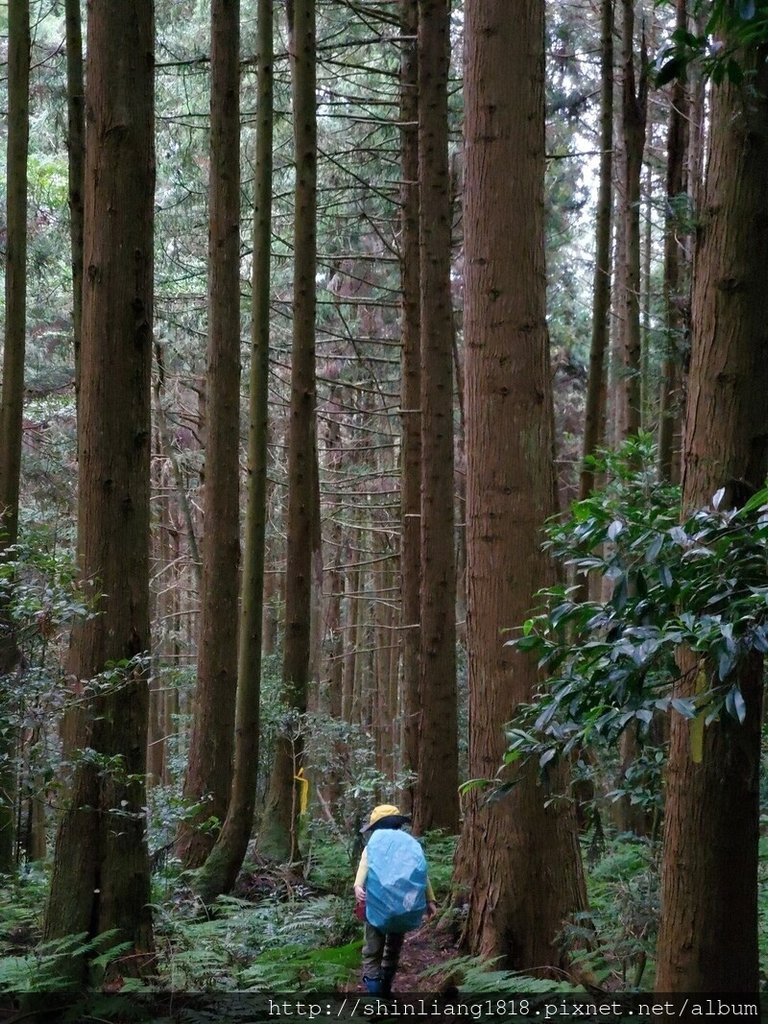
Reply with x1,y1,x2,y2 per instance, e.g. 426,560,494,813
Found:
361,803,411,833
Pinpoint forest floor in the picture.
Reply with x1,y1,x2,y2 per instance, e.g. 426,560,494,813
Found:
347,919,462,994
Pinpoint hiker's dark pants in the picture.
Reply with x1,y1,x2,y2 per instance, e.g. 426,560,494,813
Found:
362,922,404,980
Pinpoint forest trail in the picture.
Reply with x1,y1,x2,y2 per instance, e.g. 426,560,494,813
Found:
351,920,461,994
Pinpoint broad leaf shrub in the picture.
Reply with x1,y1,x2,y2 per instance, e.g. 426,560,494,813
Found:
504,437,768,781
655,0,768,87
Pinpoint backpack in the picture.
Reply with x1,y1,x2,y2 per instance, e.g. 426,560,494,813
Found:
364,828,428,934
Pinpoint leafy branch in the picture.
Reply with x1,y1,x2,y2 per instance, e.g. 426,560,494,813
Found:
502,438,768,781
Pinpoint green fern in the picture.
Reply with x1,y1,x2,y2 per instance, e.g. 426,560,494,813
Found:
240,940,361,991
420,954,581,994
0,930,131,993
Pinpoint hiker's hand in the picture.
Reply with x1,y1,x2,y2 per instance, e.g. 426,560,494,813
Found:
354,884,366,902
425,901,437,920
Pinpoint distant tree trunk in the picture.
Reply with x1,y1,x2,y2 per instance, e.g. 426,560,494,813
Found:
655,33,768,993
658,0,689,483
640,162,653,427
613,0,649,836
580,0,613,503
686,6,707,226
65,0,84,393
24,736,46,862
262,563,279,656
399,0,421,816
319,395,343,718
342,554,361,722
177,0,241,869
258,0,317,863
456,0,587,967
0,0,30,873
616,0,647,440
196,0,272,900
44,0,155,966
147,430,167,787
414,0,458,835
374,541,397,781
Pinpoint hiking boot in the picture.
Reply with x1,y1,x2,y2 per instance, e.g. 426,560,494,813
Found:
363,976,382,994
380,968,396,995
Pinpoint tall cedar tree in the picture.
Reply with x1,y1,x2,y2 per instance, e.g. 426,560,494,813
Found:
612,0,649,835
456,0,587,965
177,0,241,869
0,0,30,872
399,0,422,817
258,0,318,862
65,0,84,394
616,0,647,440
414,0,459,834
196,0,272,900
44,0,155,961
579,0,613,502
655,31,768,992
658,0,689,483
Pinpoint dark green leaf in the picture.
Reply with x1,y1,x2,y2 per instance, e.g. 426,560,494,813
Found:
718,646,736,681
645,533,664,563
539,748,556,769
607,520,624,541
739,486,768,515
611,575,628,612
725,685,747,724
657,54,688,86
513,635,539,651
671,697,697,719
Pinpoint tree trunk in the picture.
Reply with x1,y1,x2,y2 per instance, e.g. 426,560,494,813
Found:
580,0,613,502
177,0,241,869
65,0,84,395
399,0,421,818
658,0,689,483
655,34,768,993
258,0,317,863
44,0,155,968
456,0,587,967
0,0,30,873
197,0,272,901
616,0,647,440
342,555,360,722
612,0,649,834
414,0,458,835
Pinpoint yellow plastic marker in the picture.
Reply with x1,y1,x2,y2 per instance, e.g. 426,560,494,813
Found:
294,767,309,815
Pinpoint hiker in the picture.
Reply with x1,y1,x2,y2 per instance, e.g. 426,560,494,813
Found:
354,804,437,995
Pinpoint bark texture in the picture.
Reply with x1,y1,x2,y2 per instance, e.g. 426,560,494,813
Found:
456,0,586,967
258,0,318,862
414,0,459,835
579,0,613,502
656,37,768,992
197,0,271,900
44,0,155,963
399,0,421,816
658,0,689,483
177,0,241,869
616,0,647,440
0,0,30,873
65,0,84,394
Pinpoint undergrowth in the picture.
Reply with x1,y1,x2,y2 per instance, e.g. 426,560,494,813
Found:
157,893,361,991
563,833,660,990
3,819,767,997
